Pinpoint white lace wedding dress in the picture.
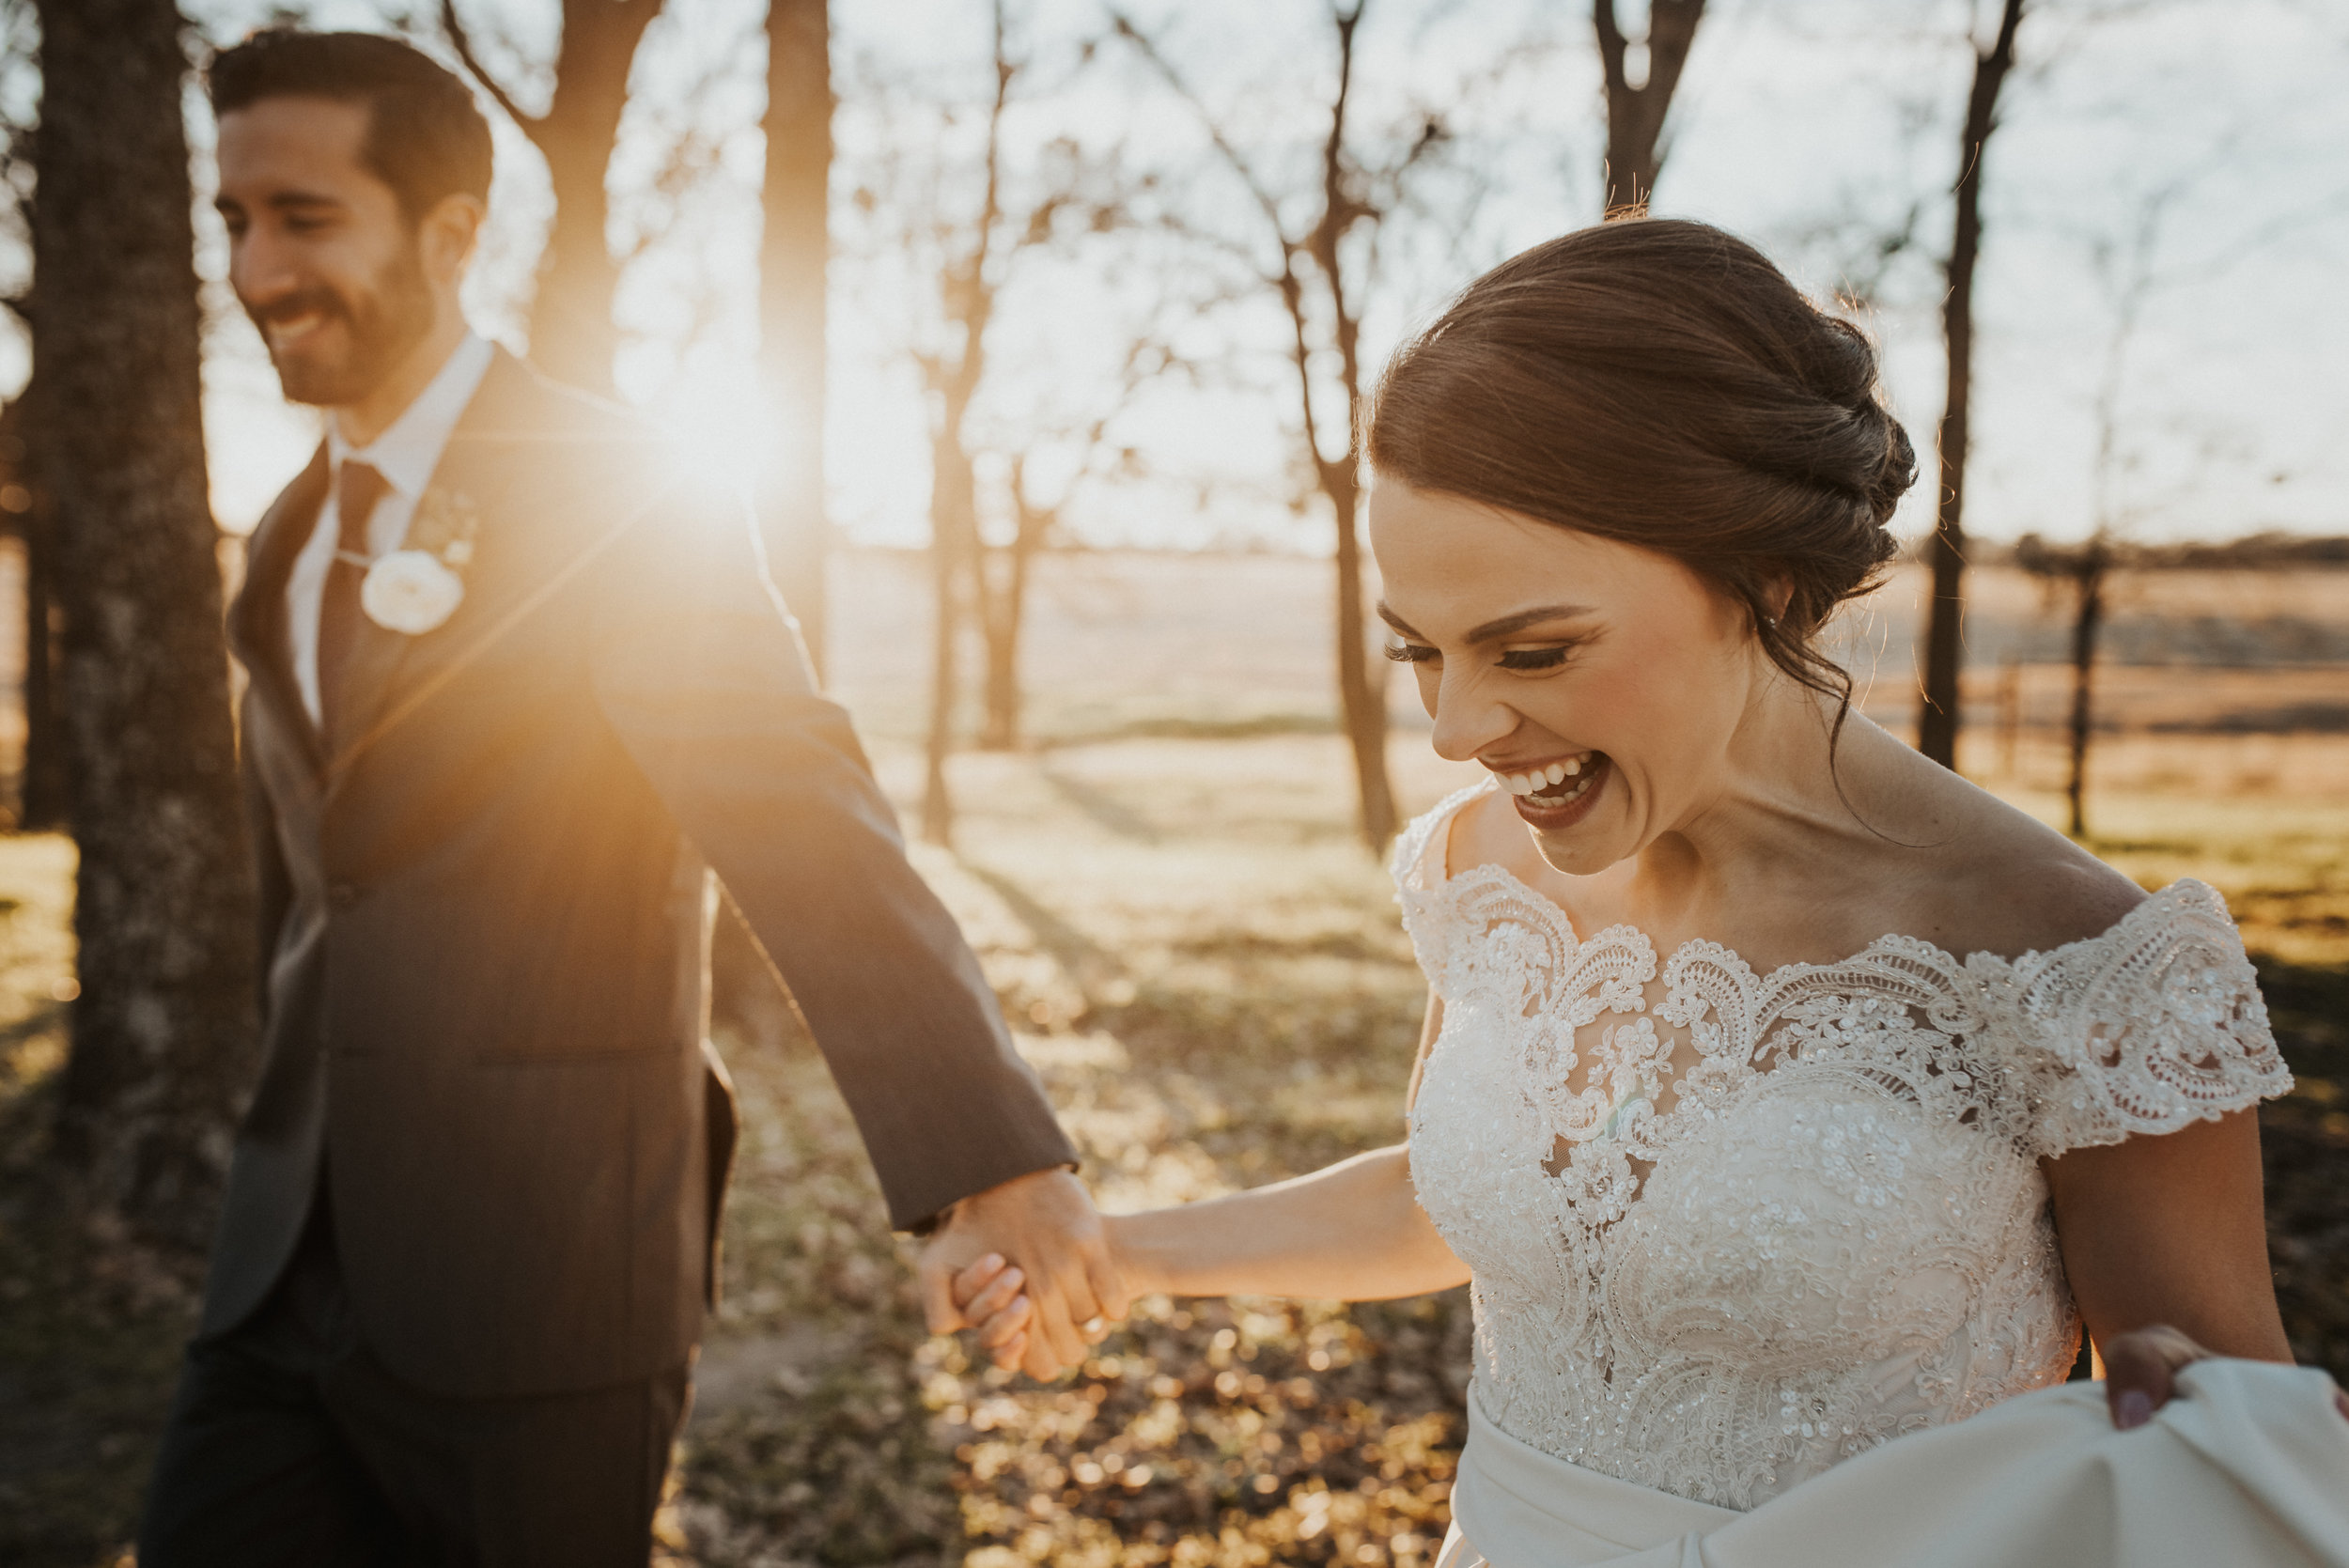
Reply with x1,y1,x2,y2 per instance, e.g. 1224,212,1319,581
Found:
1393,783,2349,1568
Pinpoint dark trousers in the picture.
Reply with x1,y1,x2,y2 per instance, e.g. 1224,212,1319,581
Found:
137,1203,691,1568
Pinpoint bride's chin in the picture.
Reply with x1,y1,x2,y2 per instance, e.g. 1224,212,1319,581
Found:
1530,831,1622,878
1526,806,1629,877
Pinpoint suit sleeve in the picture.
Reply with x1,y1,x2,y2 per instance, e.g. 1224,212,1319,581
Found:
584,474,1077,1232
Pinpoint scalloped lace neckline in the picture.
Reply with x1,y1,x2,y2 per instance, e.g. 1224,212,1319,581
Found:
1419,780,2183,992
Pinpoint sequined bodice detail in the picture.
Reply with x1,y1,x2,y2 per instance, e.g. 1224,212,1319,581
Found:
1396,784,2289,1511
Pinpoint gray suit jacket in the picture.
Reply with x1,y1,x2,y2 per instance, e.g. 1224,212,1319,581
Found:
209,350,1076,1399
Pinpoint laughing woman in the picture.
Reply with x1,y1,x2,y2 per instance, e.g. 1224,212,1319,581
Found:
956,219,2349,1568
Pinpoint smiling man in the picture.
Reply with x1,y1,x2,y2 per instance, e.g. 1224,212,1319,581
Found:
137,30,1122,1567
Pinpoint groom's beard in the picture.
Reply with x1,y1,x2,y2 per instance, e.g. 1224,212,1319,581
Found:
246,238,435,410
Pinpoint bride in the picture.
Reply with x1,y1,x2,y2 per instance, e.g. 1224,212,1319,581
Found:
945,219,2349,1566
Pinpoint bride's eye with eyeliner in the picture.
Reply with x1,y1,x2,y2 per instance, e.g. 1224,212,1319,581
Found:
1498,645,1574,671
1385,642,1439,664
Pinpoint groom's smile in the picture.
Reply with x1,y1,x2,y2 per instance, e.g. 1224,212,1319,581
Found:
214,95,448,426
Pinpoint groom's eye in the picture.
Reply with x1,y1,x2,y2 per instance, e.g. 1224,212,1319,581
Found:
1384,642,1439,665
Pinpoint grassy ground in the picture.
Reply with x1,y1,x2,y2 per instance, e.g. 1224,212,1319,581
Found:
1,548,2344,1562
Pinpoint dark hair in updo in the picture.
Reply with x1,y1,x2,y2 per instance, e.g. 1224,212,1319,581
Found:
1368,218,1917,737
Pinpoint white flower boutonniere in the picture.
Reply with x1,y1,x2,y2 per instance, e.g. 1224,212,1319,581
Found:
362,488,482,636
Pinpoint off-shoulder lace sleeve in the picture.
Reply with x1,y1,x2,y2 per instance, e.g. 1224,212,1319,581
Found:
1389,782,1491,1003
2008,879,2291,1158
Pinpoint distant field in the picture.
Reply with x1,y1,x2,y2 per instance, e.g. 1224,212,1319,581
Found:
822,546,2349,741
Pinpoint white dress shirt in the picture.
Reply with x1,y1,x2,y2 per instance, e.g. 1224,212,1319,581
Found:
288,332,495,726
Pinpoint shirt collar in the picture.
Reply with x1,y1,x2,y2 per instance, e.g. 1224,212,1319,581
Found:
327,332,495,502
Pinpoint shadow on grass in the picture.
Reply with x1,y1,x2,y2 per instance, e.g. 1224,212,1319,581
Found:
2254,954,2349,1383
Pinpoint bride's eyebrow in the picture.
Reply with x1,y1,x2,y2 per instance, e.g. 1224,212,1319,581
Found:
1378,602,1596,644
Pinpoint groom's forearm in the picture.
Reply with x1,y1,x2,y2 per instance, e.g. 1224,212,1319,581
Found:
1112,1144,1469,1303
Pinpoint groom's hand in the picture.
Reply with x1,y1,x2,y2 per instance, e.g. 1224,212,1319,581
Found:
919,1169,1128,1380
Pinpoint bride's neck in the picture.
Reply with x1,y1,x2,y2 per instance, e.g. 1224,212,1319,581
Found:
1630,682,1911,915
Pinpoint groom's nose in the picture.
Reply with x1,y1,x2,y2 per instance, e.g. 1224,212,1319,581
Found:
229,229,302,315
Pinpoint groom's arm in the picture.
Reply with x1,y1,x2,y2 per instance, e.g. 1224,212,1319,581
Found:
582,473,1079,1233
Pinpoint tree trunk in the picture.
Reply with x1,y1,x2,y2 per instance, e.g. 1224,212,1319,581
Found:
1916,0,2026,769
34,0,257,1250
442,0,665,395
1594,0,1707,215
2064,542,2107,840
1326,457,1393,848
922,429,978,846
1302,5,1395,852
977,477,1047,753
760,0,832,675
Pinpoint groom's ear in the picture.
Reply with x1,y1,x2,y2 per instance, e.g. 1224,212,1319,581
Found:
417,192,487,288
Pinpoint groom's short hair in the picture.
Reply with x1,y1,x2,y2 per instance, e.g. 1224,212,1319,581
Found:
208,29,493,225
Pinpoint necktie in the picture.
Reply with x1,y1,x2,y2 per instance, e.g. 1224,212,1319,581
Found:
318,460,390,731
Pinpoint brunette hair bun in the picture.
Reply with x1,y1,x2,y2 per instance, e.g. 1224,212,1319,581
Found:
1369,218,1917,717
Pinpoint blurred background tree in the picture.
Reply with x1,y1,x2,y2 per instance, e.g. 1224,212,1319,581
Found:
1916,0,2027,768
28,0,254,1251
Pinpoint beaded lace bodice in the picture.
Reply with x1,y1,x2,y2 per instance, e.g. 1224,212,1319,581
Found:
1396,784,2289,1511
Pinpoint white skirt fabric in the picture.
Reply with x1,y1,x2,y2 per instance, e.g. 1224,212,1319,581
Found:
1436,1359,2349,1568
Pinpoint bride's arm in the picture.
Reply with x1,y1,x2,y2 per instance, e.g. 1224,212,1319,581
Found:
1112,1142,1469,1303
954,997,1468,1368
2044,1109,2303,1426
1116,993,1464,1302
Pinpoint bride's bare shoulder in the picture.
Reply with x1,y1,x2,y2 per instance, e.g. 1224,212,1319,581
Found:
1898,777,2150,961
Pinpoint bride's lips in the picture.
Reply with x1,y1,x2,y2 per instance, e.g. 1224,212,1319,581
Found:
1499,752,1610,831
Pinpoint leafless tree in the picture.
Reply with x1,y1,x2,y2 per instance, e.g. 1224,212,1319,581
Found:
2016,176,2186,839
761,0,832,671
441,0,669,393
34,0,257,1250
1916,0,2028,768
1594,0,1707,215
975,343,1162,751
846,2,1132,840
1111,0,1467,850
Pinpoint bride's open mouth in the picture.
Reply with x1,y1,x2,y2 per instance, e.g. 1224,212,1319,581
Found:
1498,751,1610,827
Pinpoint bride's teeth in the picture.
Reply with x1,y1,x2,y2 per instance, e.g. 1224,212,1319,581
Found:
1543,762,1565,786
1511,773,1535,795
1565,755,1582,777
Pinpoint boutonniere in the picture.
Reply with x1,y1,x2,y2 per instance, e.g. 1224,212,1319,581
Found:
361,488,481,635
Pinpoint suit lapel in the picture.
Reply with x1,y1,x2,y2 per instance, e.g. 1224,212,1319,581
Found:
228,442,331,774
322,350,541,789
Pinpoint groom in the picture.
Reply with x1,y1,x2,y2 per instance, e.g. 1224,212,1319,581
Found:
141,29,1118,1566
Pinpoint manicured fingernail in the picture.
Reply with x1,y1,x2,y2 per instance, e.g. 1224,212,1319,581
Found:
980,1254,1003,1271
2115,1389,2154,1430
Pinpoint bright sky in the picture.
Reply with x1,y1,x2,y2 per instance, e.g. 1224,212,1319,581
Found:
7,0,2343,550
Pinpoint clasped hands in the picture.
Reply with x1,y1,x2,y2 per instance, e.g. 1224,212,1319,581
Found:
916,1168,1132,1380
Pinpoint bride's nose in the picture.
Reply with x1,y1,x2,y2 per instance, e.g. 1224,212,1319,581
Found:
1428,672,1520,765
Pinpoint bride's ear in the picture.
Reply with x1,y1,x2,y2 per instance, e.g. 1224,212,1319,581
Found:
1748,572,1794,637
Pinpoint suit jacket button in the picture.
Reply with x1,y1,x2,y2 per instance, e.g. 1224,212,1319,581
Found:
329,881,360,909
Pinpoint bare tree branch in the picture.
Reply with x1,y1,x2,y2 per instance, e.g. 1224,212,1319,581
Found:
438,0,539,137
1105,8,1290,241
